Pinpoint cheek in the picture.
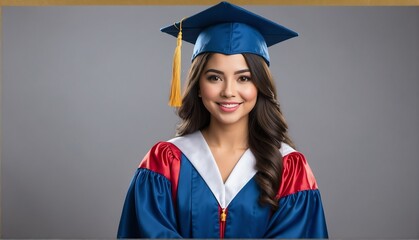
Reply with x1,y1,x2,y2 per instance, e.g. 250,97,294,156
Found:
241,85,258,102
199,81,218,99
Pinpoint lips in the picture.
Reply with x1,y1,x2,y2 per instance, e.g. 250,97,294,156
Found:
219,103,240,108
217,102,243,112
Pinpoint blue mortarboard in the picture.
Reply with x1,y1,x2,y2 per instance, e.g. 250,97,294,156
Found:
161,1,298,107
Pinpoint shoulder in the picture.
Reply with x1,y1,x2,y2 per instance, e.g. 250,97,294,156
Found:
138,141,182,179
277,143,318,198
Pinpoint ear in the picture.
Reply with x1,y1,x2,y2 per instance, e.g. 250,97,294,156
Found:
198,89,202,97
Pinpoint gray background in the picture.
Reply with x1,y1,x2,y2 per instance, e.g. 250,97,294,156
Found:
2,5,419,239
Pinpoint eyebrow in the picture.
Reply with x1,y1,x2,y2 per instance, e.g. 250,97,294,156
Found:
204,69,250,75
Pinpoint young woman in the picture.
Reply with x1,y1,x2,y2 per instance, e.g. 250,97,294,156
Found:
117,2,328,238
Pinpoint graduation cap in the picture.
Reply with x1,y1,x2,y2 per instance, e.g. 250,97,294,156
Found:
161,1,298,107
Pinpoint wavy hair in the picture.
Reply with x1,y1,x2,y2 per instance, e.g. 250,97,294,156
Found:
176,53,295,210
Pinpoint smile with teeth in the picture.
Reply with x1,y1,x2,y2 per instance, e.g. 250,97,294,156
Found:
218,103,241,108
216,102,244,112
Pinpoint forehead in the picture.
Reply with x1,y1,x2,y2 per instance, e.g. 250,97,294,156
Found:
205,53,249,70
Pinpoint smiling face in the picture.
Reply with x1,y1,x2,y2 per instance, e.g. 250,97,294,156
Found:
199,53,258,128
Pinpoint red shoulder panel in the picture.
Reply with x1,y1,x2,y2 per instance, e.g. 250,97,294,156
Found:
139,142,182,203
277,151,318,198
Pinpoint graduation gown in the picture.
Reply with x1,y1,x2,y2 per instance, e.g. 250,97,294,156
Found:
117,131,328,238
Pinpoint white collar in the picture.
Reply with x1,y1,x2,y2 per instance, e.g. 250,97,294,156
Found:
168,131,295,208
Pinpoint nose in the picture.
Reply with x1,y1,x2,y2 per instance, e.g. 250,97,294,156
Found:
221,79,236,98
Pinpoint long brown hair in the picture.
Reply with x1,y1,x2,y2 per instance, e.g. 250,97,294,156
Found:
177,53,295,210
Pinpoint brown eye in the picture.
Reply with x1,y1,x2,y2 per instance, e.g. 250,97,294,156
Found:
238,76,251,82
207,75,221,81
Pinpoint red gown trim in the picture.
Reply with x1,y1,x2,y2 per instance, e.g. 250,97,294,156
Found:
219,206,227,238
139,142,181,204
277,151,318,198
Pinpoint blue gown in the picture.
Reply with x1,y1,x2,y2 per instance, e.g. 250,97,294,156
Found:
117,131,328,238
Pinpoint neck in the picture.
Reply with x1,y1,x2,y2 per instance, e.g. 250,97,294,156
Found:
202,119,249,150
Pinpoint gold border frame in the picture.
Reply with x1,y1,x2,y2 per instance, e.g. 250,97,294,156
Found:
1,0,419,5
0,6,2,236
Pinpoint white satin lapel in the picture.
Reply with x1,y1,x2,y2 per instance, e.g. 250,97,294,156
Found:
224,149,257,206
279,142,296,156
169,131,226,207
169,131,257,208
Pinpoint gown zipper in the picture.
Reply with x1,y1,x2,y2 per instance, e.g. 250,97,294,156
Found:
220,207,227,238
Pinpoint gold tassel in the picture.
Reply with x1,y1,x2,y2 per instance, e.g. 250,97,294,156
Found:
168,20,184,107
